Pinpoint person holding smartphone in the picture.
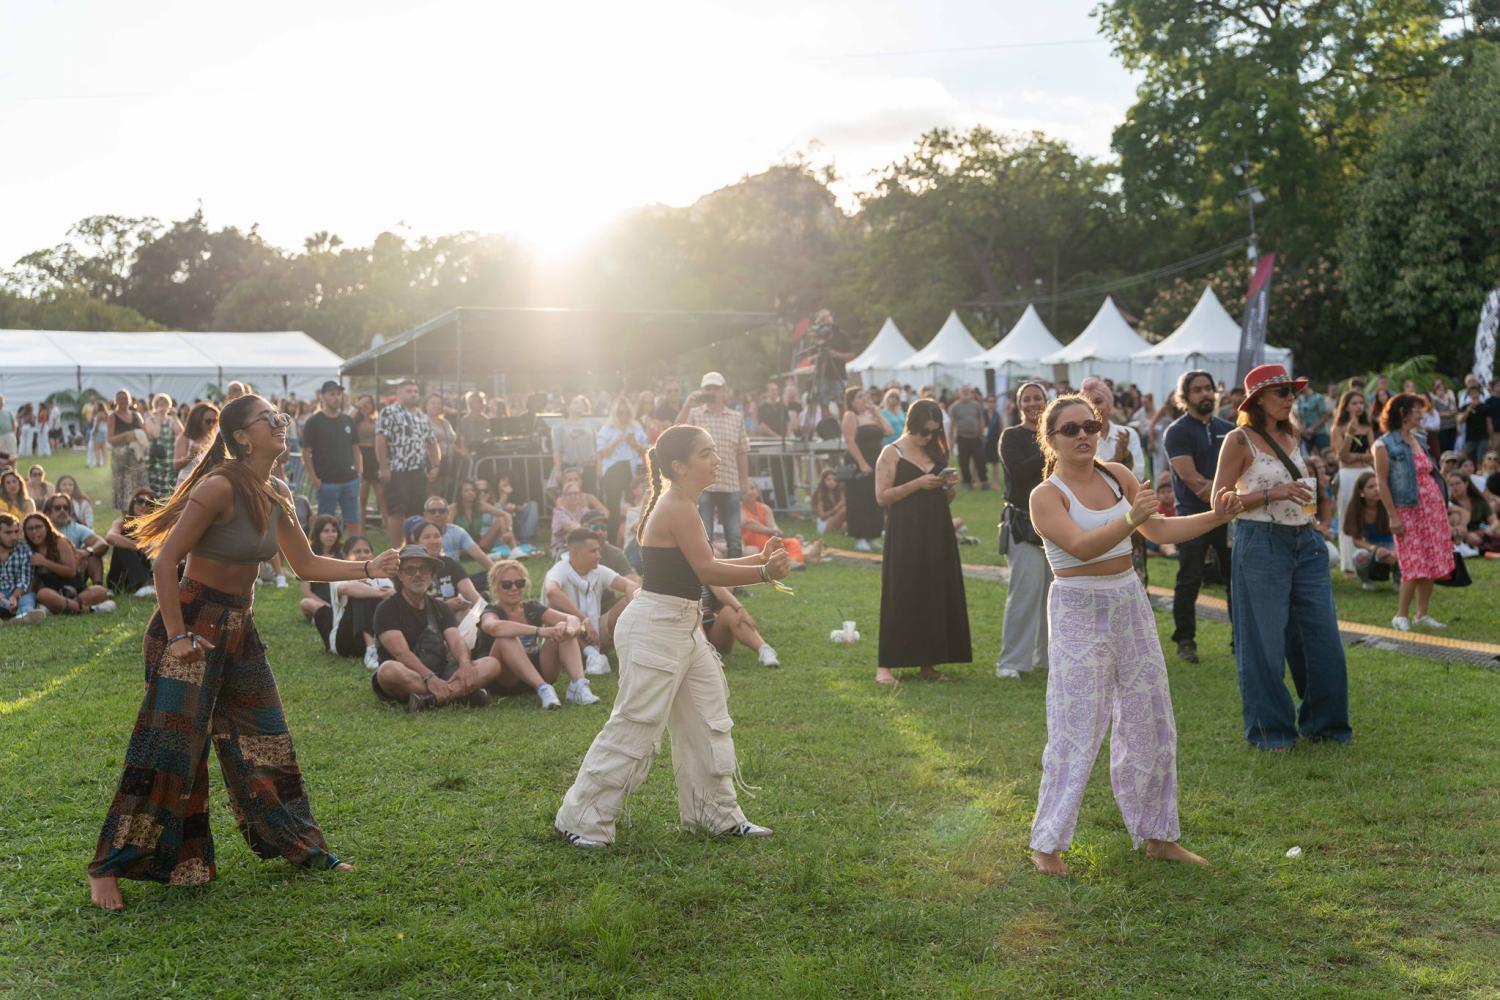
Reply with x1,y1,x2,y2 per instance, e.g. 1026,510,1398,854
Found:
872,399,971,686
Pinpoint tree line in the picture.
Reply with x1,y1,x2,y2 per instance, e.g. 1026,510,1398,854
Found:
4,3,1498,383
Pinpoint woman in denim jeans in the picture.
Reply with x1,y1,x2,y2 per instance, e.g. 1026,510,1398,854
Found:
1213,366,1351,752
1372,393,1453,631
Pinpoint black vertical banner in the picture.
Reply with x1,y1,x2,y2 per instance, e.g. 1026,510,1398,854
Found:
1236,253,1276,384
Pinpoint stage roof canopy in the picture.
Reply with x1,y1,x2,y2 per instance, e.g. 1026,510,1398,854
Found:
339,307,779,380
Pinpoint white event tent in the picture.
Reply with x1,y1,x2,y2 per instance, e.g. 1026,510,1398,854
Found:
0,330,345,405
847,317,915,389
895,311,986,389
967,304,1064,392
1130,287,1292,402
1041,296,1151,387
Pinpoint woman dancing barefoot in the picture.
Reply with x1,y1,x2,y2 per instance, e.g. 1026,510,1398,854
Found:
554,425,791,847
1027,395,1241,876
87,394,399,910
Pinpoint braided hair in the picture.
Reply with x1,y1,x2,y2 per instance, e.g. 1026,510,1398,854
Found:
635,424,707,543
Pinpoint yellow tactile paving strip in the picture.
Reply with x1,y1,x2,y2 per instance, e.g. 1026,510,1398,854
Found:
829,547,1500,658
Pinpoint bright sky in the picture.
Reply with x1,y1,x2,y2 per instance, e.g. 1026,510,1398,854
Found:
0,0,1137,266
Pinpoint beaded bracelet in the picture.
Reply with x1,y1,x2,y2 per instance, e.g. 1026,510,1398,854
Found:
167,632,192,646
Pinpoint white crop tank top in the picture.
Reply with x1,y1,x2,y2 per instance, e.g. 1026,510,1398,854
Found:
1041,470,1134,571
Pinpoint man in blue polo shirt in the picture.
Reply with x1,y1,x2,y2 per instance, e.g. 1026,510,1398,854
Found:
1163,369,1235,664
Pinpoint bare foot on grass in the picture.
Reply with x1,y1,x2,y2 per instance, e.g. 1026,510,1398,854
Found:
874,668,899,687
917,667,946,681
333,862,354,872
1031,850,1069,876
88,874,124,911
1146,840,1209,867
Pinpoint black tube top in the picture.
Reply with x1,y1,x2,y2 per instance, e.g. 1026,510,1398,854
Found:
641,546,702,601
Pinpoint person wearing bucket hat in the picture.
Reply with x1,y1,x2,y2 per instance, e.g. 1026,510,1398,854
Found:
370,544,505,711
1212,364,1351,751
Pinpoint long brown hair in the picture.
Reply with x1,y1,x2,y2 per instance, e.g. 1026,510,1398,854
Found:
1333,389,1370,431
21,512,62,563
904,399,949,466
1341,471,1388,540
635,424,706,542
128,394,294,558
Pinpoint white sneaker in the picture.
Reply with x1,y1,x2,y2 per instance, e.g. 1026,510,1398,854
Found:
757,644,780,668
566,678,601,705
1391,615,1411,632
556,821,607,848
537,684,562,710
585,649,612,676
724,821,773,838
19,607,48,625
133,585,156,598
1415,614,1447,630
1360,582,1378,591
363,644,381,672
274,575,288,589
996,667,1021,679
91,600,117,614
854,539,872,552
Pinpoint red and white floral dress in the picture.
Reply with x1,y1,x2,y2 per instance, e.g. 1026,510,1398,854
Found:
1394,444,1454,581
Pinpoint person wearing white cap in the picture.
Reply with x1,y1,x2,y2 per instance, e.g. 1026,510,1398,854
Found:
678,373,749,558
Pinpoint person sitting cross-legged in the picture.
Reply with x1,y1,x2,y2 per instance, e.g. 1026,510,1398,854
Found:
105,489,156,597
41,495,108,586
22,512,114,616
701,584,780,668
371,545,505,712
320,535,395,670
543,528,640,675
0,512,47,623
472,559,601,710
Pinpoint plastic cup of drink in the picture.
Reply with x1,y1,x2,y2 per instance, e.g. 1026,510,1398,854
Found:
842,620,856,638
1298,477,1318,515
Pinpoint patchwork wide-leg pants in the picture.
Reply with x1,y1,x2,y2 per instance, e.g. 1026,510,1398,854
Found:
1030,570,1180,853
89,579,338,885
556,590,749,843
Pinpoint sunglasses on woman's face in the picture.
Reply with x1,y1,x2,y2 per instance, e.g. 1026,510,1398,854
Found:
914,424,941,438
246,410,291,431
497,579,526,591
132,497,152,507
1266,385,1296,399
1052,419,1104,438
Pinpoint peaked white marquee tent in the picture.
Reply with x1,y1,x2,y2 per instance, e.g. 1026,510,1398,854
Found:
0,330,345,405
1130,287,1292,401
847,317,915,389
1041,296,1152,387
895,311,985,389
967,304,1064,392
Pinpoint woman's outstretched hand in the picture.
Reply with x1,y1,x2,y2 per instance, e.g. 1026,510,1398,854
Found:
1213,488,1244,519
761,538,792,580
368,548,401,577
1129,480,1159,524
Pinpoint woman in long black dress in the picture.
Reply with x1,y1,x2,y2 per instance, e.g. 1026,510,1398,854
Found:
874,398,972,685
841,387,892,551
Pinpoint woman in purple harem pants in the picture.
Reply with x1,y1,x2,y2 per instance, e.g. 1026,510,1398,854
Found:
1025,395,1243,877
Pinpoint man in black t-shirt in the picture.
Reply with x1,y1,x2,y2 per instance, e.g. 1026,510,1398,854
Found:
371,545,502,711
1163,369,1235,663
302,381,363,531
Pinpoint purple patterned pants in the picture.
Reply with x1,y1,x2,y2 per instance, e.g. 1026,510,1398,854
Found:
1030,570,1180,853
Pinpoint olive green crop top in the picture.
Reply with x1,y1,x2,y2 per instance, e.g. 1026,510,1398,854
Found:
194,488,283,565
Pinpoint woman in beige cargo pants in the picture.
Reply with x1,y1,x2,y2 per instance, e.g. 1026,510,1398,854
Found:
555,424,792,847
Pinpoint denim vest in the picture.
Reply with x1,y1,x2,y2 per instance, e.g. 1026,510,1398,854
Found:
1379,430,1446,508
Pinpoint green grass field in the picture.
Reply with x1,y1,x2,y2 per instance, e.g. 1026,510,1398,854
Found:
3,450,1500,997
